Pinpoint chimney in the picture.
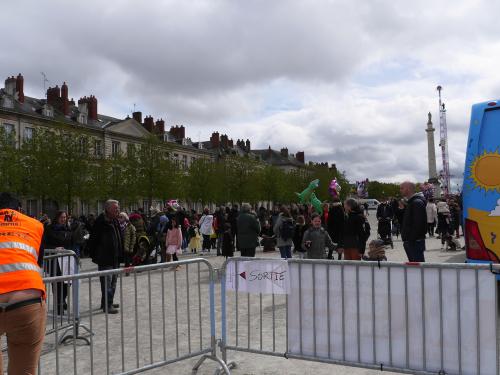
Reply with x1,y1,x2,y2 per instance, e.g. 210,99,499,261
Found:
88,95,98,121
228,139,234,148
178,125,185,139
61,82,69,116
245,139,251,151
69,98,75,106
210,132,220,148
132,111,142,124
280,148,289,158
268,145,272,157
78,97,88,114
221,134,229,148
143,115,154,132
15,74,24,103
169,125,178,139
4,76,16,95
77,97,88,124
155,118,165,133
47,85,61,108
296,151,305,164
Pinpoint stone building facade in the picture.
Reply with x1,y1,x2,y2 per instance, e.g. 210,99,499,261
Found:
0,72,311,215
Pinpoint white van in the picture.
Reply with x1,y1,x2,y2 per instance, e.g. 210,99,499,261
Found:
358,199,380,210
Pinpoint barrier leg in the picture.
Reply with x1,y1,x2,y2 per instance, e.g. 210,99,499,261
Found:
58,262,94,345
192,269,232,374
213,269,237,375
191,338,231,375
213,340,236,375
59,318,92,345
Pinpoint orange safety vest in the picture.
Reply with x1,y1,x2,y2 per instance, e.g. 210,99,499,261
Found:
0,209,45,297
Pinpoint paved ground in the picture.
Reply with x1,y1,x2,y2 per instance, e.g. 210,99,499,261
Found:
3,213,472,375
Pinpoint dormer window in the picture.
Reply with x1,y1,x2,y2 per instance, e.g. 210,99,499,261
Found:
42,105,53,117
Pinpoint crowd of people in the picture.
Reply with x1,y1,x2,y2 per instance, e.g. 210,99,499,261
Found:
33,181,463,314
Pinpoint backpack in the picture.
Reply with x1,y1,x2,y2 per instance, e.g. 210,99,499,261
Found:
280,219,294,241
188,226,196,238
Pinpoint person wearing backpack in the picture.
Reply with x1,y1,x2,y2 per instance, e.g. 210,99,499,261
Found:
157,215,169,262
273,207,294,259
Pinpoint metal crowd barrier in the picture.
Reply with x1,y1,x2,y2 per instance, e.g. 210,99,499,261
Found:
38,258,229,375
42,248,89,343
219,257,500,375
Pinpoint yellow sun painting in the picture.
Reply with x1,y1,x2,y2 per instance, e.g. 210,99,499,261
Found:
469,150,500,192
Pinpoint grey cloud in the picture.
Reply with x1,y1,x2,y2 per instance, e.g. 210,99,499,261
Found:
1,1,493,185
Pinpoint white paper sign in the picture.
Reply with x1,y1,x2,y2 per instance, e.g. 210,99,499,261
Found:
287,263,498,375
226,259,290,295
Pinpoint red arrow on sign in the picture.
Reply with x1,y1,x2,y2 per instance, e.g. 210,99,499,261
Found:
239,272,246,280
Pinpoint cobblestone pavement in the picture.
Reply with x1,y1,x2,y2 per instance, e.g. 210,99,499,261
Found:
14,213,475,375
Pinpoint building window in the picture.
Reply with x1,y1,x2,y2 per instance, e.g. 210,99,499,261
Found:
23,127,34,141
94,140,103,157
26,199,38,217
112,167,120,186
2,124,15,146
3,123,14,135
112,141,121,157
78,137,88,155
172,153,179,166
127,143,135,158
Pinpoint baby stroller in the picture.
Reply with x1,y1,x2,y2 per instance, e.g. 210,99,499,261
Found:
363,239,387,261
442,230,461,251
132,235,157,266
377,218,394,249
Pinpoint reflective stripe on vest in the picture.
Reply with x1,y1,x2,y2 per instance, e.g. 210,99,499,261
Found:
0,241,38,260
0,262,41,274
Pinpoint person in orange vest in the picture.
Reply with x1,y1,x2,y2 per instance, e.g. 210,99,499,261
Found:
0,192,46,374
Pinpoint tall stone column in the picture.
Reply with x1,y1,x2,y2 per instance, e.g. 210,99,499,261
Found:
425,112,440,196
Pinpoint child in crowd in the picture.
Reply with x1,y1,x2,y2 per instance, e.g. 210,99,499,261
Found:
260,220,276,252
301,213,336,259
222,222,234,258
188,220,202,253
165,218,183,270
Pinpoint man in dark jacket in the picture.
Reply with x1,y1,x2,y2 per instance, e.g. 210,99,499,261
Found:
326,197,344,259
376,198,394,242
400,182,427,262
237,203,261,257
88,199,123,314
228,205,239,248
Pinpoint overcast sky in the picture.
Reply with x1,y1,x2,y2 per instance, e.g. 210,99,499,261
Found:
2,0,498,187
